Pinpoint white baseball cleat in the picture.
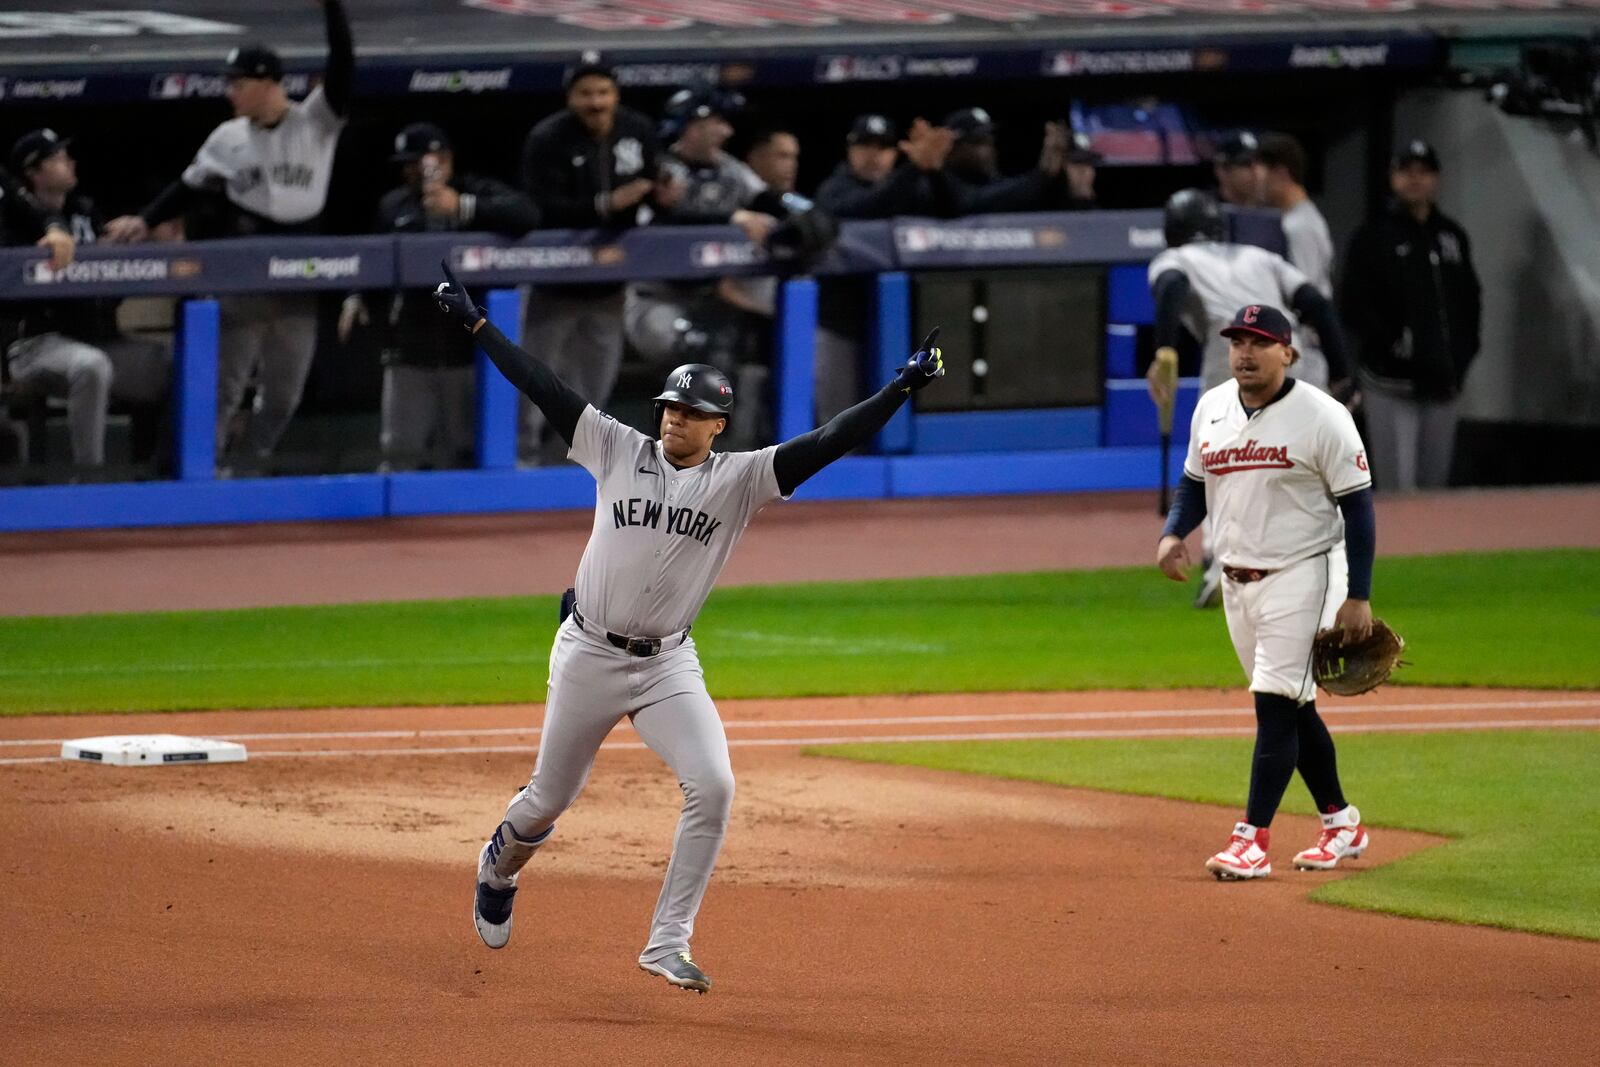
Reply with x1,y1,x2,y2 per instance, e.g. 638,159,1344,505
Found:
1294,806,1370,870
473,840,518,949
1206,822,1272,881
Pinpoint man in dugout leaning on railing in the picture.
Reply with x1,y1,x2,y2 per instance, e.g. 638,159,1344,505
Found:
104,0,353,476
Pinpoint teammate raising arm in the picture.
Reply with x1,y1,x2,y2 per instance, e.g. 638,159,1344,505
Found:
433,263,943,994
103,0,353,470
1157,304,1376,882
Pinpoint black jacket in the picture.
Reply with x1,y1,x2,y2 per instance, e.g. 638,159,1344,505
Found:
946,165,1059,215
1340,202,1481,400
813,160,958,220
371,174,538,369
5,188,121,346
520,106,661,229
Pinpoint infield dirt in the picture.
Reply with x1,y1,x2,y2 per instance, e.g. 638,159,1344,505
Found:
3,489,1597,1065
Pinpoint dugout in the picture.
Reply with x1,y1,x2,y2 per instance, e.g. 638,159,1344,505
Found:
1,2,1596,519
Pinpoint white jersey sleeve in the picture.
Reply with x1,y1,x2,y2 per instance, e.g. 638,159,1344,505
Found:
570,405,651,479
181,120,242,191
1183,397,1207,481
721,444,786,517
1313,400,1373,498
1147,248,1183,286
1267,250,1311,304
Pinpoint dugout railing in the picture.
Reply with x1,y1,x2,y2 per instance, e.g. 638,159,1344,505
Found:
0,209,1285,532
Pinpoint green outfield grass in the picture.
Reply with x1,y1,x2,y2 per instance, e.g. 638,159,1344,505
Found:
816,730,1600,940
0,549,1596,714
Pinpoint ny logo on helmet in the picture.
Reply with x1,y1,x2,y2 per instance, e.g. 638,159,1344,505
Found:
676,371,693,389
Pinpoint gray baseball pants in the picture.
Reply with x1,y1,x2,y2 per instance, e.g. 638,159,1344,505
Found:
813,327,863,426
5,332,170,466
381,365,474,470
495,617,735,967
217,293,319,460
520,288,624,464
1360,382,1458,491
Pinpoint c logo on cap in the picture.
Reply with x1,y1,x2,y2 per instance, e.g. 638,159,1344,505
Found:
1243,305,1260,324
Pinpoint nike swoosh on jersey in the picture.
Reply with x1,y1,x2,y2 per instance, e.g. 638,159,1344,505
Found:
638,466,656,475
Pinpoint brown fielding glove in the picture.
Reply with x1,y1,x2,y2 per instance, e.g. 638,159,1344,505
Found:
1313,619,1407,696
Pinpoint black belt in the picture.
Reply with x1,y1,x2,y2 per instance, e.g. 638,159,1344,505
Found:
1223,565,1275,584
571,605,687,657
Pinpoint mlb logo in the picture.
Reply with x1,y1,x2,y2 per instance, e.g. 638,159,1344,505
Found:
151,74,185,99
719,384,733,396
817,57,851,82
1046,51,1083,76
458,247,484,271
28,261,59,284
897,227,930,253
693,243,723,268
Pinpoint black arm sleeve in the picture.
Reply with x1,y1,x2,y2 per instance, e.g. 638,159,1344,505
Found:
1289,282,1350,381
772,382,908,496
1151,269,1191,350
321,0,354,117
815,163,923,220
141,178,203,227
462,176,541,236
1160,474,1208,541
473,320,587,446
1336,486,1376,600
954,169,1054,215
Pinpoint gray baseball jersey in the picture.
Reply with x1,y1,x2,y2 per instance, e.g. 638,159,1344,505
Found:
1281,199,1335,386
182,86,344,224
1148,242,1310,388
571,404,785,636
479,404,788,971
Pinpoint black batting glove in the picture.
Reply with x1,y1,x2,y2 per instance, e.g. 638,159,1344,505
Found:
893,326,946,394
434,259,487,333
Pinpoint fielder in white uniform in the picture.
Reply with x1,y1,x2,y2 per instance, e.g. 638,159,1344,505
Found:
432,264,945,993
1156,303,1377,881
1145,188,1353,608
105,0,352,467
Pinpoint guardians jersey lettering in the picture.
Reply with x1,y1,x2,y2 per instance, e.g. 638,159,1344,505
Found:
1201,439,1292,474
1185,379,1370,571
610,497,724,546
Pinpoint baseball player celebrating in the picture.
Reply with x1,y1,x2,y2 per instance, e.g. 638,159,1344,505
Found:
432,264,944,993
104,0,353,470
1156,304,1375,881
1147,188,1352,608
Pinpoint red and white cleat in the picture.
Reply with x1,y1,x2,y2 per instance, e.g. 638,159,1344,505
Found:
1294,805,1369,871
1205,822,1271,881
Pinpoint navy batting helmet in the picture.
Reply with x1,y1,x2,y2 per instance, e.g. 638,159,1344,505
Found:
654,363,734,429
1163,188,1225,247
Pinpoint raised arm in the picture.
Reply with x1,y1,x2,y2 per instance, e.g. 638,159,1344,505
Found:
319,0,354,117
433,261,586,446
772,328,944,496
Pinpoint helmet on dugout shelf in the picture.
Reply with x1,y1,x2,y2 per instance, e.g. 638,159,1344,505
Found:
1163,187,1225,247
654,363,734,429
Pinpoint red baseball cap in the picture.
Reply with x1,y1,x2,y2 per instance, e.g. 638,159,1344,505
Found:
1220,304,1294,347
